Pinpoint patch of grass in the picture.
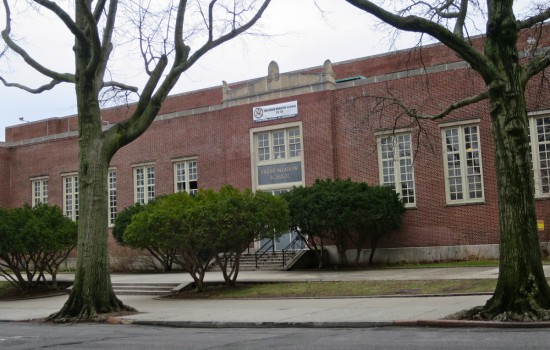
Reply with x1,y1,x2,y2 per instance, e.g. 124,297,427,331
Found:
385,260,500,269
0,281,70,300
170,279,498,299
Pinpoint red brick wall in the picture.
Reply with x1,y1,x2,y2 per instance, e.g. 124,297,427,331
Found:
0,146,10,208
4,25,550,256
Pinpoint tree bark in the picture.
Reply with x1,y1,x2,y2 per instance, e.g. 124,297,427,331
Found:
460,7,550,320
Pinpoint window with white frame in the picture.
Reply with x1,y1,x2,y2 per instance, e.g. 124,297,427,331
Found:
256,127,302,163
31,177,49,206
108,169,117,226
441,123,484,204
63,174,79,221
377,133,415,207
529,113,550,197
134,164,155,204
174,159,198,195
251,123,304,192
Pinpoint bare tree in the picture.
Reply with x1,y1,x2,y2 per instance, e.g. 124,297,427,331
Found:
1,0,271,321
344,0,550,320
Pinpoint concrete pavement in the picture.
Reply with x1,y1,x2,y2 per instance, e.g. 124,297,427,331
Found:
2,266,550,328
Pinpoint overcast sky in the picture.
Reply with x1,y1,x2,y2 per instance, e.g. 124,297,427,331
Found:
0,0,534,142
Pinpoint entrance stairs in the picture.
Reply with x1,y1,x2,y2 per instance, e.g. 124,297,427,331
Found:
111,282,180,296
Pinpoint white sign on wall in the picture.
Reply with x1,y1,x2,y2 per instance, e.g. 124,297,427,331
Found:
252,101,298,122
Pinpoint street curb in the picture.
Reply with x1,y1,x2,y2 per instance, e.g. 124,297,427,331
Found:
128,319,550,329
130,320,395,328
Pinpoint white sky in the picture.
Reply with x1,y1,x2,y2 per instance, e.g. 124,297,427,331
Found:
0,0,535,142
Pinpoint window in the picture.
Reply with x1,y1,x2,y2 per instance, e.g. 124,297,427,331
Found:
442,123,484,204
377,133,415,207
63,174,79,221
108,169,117,226
529,114,550,197
31,177,49,206
255,127,302,163
174,159,198,195
251,123,304,192
134,164,155,204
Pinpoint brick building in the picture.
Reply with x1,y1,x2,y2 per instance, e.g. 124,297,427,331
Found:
2,28,550,264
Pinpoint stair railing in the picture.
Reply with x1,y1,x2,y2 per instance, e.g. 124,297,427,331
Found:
282,234,306,268
254,239,275,269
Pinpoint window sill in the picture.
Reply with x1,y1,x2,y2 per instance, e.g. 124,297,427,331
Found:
445,200,486,207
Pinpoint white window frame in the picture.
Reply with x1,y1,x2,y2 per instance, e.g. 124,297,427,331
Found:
250,121,304,192
108,169,117,226
62,173,79,221
440,120,485,205
133,163,155,204
529,111,550,198
31,176,49,206
376,130,416,208
173,158,198,195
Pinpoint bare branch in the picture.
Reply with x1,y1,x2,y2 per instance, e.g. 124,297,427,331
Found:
353,89,489,121
0,76,62,93
102,80,139,92
97,0,119,86
517,7,550,30
32,0,88,44
344,0,494,81
104,0,272,155
523,49,550,83
1,0,75,83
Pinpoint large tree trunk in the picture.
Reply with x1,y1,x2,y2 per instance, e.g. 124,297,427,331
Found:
50,67,134,322
461,11,550,320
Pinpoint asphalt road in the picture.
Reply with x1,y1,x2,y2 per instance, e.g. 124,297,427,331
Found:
2,322,550,350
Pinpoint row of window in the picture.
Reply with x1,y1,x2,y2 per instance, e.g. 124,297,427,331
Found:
30,115,550,222
31,159,198,225
378,115,550,207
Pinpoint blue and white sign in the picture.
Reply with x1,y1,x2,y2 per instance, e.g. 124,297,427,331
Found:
253,101,298,122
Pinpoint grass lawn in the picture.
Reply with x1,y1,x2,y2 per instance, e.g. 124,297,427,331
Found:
0,281,69,300
169,279,498,299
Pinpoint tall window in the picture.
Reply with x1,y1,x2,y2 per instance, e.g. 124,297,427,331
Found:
442,123,484,204
31,177,49,206
377,133,415,207
529,114,550,197
134,165,155,204
252,123,304,193
174,159,198,195
63,174,79,221
108,169,117,226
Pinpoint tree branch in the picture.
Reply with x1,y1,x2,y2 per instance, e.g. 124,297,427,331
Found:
344,0,495,81
33,0,88,44
0,76,63,93
1,0,75,83
517,7,550,30
356,89,489,121
523,49,550,84
102,80,139,92
96,0,119,88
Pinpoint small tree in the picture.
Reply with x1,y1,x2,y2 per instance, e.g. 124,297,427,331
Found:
0,204,77,293
210,186,288,286
282,183,331,268
284,179,404,267
348,185,404,265
123,196,184,272
112,203,144,246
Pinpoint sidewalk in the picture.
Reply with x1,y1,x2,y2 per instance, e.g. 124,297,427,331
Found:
2,266,550,328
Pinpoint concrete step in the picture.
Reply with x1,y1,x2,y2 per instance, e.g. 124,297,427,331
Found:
66,282,181,296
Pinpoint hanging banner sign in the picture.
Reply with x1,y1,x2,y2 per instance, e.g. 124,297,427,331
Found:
253,101,298,122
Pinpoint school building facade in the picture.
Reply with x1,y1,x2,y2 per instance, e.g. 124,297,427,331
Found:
2,27,550,264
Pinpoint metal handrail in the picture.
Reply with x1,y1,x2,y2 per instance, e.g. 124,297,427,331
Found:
282,234,306,267
254,239,274,269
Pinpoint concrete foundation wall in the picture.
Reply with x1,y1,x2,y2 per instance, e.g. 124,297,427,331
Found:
324,244,501,265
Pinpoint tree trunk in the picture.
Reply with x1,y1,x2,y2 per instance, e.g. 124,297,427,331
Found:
49,78,134,321
461,13,550,319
